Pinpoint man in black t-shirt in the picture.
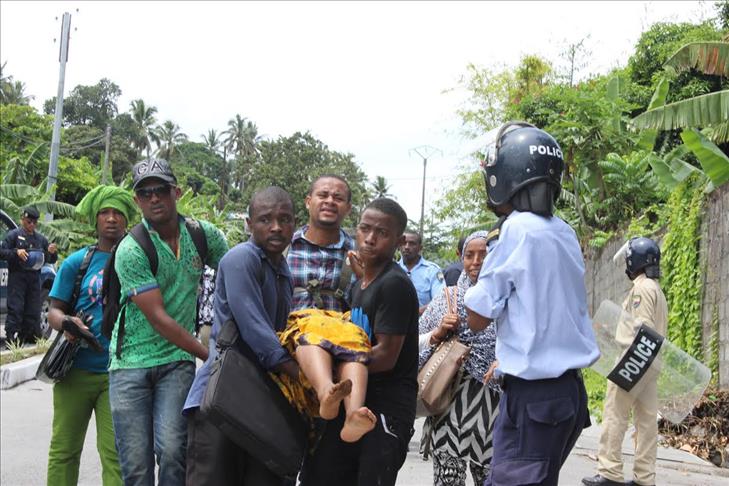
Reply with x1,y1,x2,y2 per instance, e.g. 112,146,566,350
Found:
299,198,419,486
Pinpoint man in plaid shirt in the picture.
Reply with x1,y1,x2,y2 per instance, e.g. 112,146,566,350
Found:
287,175,355,312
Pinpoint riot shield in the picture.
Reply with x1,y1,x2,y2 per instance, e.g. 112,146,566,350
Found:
591,300,711,424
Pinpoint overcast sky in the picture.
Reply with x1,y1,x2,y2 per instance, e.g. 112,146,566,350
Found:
0,1,712,222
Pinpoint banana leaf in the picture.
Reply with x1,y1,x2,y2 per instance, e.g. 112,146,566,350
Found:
631,90,729,131
681,129,729,189
664,42,729,77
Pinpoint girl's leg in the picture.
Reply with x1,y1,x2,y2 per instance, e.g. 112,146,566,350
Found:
338,361,376,442
295,344,352,419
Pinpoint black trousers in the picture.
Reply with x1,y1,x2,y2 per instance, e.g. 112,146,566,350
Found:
299,409,414,486
5,270,41,341
486,369,591,486
185,408,293,486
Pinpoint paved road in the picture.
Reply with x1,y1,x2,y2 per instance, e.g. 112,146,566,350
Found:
1,379,726,485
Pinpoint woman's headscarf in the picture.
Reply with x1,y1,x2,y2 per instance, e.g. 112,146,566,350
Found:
460,230,489,262
75,185,137,224
419,230,497,388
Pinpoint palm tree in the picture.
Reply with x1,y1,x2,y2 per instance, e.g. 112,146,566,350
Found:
202,129,222,154
130,99,158,159
151,120,187,161
224,114,261,190
1,63,34,105
370,175,392,199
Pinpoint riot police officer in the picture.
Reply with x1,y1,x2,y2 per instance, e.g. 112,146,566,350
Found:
583,237,668,486
463,122,600,486
0,207,57,344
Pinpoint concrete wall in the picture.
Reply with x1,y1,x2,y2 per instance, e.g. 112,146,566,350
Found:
583,183,729,389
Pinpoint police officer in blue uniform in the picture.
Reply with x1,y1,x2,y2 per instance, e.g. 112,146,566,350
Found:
398,230,445,314
463,122,600,486
0,207,57,344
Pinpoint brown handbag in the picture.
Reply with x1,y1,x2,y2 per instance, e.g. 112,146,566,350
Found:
416,286,471,417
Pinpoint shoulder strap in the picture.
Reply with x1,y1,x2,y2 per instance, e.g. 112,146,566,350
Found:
70,245,97,310
185,217,209,265
128,223,158,275
335,256,353,300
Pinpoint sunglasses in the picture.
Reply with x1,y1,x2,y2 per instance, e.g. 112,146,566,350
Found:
136,184,173,200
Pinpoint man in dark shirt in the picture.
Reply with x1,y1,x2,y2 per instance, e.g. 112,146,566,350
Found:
300,197,419,486
442,235,466,286
184,186,297,485
0,206,57,344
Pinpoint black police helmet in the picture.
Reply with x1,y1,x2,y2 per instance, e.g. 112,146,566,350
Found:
481,122,564,210
625,237,660,279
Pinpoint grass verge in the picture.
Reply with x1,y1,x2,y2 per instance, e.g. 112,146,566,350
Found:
0,337,52,366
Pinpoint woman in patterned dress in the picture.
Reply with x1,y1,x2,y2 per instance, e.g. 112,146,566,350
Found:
418,230,500,486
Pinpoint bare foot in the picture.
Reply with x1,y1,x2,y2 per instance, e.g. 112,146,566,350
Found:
340,407,377,443
319,379,352,419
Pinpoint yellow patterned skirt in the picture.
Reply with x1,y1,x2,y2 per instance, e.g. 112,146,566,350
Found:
270,309,372,418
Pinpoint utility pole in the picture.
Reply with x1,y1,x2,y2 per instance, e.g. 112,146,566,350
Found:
46,11,72,222
409,145,442,239
102,124,112,184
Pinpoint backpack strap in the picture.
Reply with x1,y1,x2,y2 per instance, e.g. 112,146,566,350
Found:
128,223,158,275
184,217,209,265
115,224,159,360
69,245,97,311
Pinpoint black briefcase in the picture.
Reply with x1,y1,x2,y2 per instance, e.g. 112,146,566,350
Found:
201,319,307,480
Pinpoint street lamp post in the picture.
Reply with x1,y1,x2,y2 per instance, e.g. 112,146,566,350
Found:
46,12,72,222
409,145,442,238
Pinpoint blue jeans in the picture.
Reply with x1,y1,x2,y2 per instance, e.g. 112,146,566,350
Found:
109,361,195,486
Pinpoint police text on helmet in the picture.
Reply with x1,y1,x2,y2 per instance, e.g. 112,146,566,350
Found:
529,145,563,159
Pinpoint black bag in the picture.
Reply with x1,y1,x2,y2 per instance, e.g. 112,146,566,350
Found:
35,245,97,383
101,218,208,359
35,333,80,383
201,319,307,480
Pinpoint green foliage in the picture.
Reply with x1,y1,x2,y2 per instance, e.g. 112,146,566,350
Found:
56,156,98,205
0,62,33,105
370,175,392,200
176,188,247,247
708,304,720,386
632,90,729,131
583,368,607,422
44,78,121,129
0,181,86,251
660,176,705,359
452,63,516,134
151,120,187,160
431,170,495,241
627,21,724,101
665,42,729,77
680,129,729,189
0,104,53,184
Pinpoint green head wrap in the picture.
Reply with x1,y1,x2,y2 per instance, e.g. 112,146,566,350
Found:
75,185,137,225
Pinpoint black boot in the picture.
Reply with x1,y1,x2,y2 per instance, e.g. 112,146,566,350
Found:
582,474,626,486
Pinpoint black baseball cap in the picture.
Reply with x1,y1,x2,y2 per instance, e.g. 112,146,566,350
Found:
132,158,177,190
22,207,40,220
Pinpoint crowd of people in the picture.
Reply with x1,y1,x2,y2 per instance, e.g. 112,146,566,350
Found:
0,121,670,486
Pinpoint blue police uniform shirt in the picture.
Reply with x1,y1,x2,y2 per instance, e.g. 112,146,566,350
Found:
464,210,600,380
398,256,445,307
49,247,112,373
